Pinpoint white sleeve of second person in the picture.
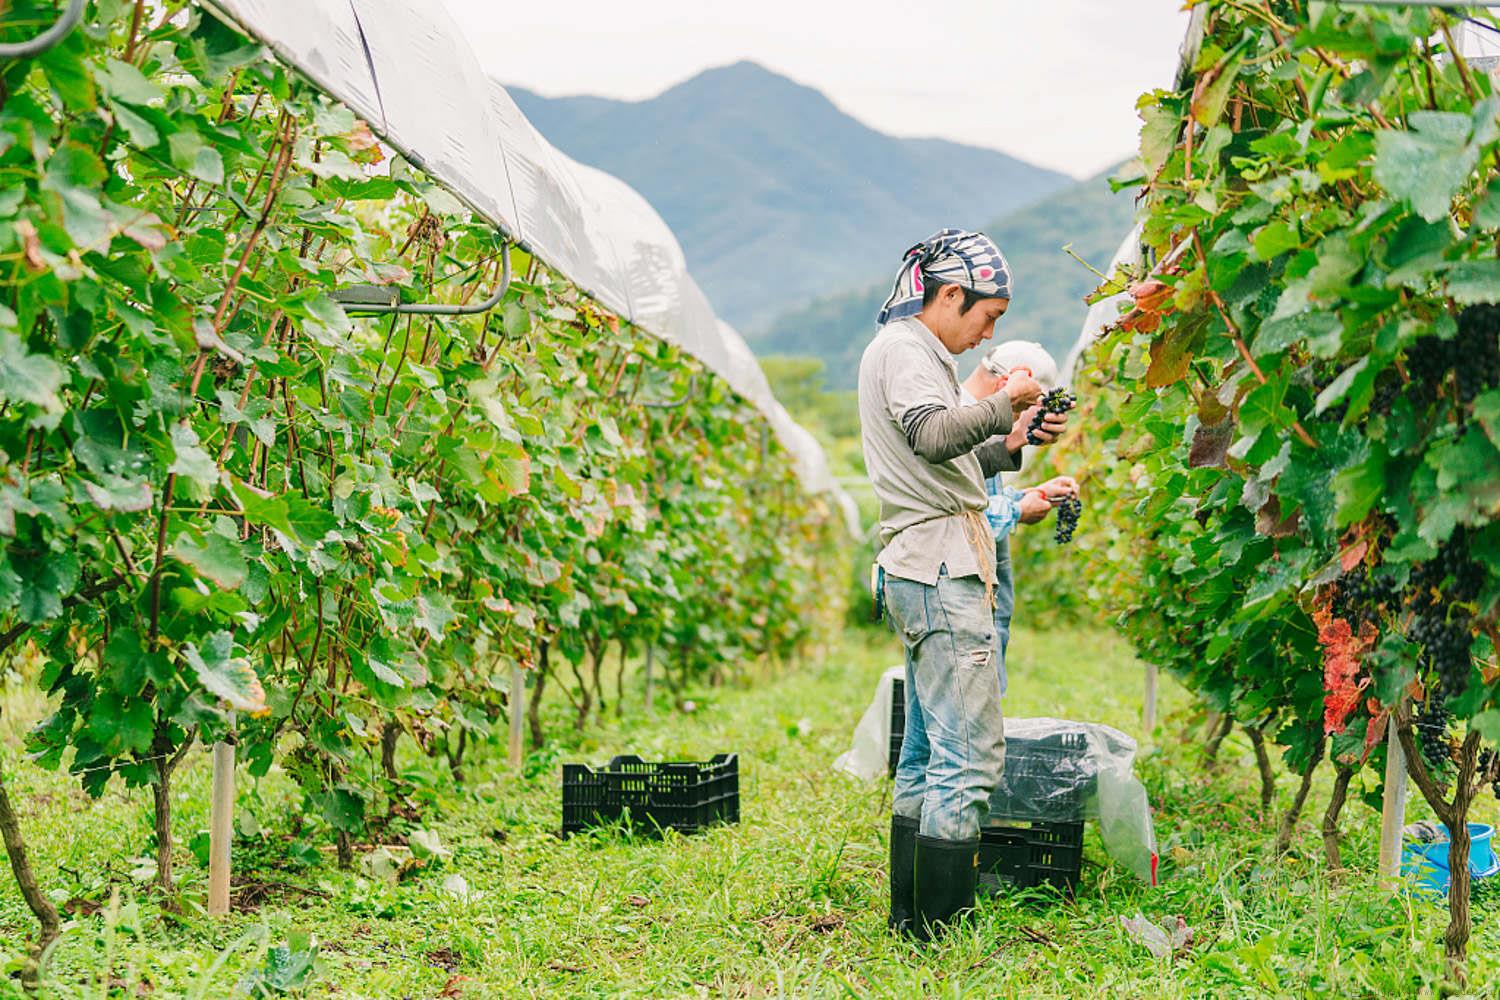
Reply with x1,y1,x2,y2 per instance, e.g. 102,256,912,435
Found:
985,485,1026,540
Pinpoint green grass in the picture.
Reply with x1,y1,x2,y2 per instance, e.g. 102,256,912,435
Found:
2,623,1498,998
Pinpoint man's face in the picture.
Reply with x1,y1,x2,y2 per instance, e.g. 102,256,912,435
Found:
929,286,1010,354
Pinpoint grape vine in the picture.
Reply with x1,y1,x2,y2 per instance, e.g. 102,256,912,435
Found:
1010,0,1500,972
0,0,847,907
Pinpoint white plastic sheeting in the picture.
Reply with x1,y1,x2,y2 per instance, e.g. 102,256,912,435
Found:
201,0,848,510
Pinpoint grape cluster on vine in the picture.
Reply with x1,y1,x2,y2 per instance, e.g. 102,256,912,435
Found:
1405,306,1500,408
1028,388,1077,446
1405,528,1481,701
1480,749,1500,801
1455,304,1500,404
1331,567,1398,628
1414,699,1455,780
1054,495,1081,545
1369,373,1400,417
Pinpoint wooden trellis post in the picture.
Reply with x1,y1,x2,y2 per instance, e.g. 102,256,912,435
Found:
508,662,524,768
207,719,235,916
644,646,655,718
1142,662,1158,738
1378,715,1409,891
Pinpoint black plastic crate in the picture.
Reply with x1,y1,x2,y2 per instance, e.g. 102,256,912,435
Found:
978,819,1084,896
888,677,905,777
889,689,1093,820
562,753,739,836
988,730,1091,822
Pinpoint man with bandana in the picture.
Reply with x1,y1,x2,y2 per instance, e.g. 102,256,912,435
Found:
858,229,1043,940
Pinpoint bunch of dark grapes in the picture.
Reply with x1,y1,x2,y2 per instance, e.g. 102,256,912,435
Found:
1330,567,1398,628
1404,305,1500,407
1369,373,1401,417
1027,388,1077,446
1404,528,1482,701
1481,749,1500,800
1413,698,1455,778
1054,495,1082,545
1455,304,1500,404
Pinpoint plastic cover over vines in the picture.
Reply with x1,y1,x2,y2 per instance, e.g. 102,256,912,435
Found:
0,1,845,841
1020,1,1500,777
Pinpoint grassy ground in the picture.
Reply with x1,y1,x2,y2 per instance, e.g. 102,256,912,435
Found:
1,621,1498,999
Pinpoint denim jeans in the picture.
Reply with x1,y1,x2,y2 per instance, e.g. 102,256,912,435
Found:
993,540,1013,697
884,567,1006,841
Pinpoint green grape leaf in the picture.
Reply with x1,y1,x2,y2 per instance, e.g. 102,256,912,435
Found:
171,530,248,590
184,632,265,713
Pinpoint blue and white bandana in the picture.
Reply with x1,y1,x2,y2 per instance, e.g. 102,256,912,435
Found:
875,228,1014,328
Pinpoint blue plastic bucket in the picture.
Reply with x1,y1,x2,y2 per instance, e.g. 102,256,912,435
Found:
1401,823,1499,895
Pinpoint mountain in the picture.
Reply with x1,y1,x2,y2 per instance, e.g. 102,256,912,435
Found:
509,62,1073,330
751,167,1140,388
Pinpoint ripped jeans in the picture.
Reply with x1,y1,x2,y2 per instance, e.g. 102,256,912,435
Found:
884,566,1006,841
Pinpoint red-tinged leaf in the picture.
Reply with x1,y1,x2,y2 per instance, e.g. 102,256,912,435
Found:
1188,420,1233,468
1254,496,1300,538
1339,539,1368,573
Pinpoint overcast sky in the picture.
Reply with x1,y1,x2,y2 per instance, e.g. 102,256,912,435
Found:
438,1,1192,179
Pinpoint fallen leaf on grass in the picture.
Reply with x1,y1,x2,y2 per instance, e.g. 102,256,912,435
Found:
547,959,585,974
63,896,101,917
809,914,844,934
625,894,650,907
1120,912,1193,959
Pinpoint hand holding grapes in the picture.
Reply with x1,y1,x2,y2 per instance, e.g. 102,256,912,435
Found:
1008,408,1068,450
1017,489,1054,524
1016,477,1079,524
1003,372,1043,411
1037,476,1079,501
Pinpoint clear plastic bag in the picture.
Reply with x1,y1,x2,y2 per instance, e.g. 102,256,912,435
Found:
993,719,1156,885
835,673,1158,884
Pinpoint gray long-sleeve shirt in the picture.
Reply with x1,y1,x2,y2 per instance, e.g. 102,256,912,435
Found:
857,317,1017,585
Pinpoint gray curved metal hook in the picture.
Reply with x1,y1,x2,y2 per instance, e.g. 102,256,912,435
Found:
0,0,85,59
334,240,512,316
638,374,697,410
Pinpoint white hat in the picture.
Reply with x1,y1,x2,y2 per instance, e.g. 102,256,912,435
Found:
983,341,1059,390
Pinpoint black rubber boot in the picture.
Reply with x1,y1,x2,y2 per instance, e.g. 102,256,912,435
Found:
888,815,919,934
912,833,981,941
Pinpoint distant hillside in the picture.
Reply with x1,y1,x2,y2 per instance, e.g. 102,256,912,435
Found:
509,62,1072,330
751,168,1140,388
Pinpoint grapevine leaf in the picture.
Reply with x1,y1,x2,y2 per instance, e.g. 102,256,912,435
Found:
95,58,164,106
1191,38,1250,128
171,530,248,590
167,130,225,185
1188,421,1233,468
0,332,65,421
183,632,266,713
1314,358,1369,415
15,550,79,623
1145,319,1204,388
1471,709,1500,743
1476,389,1500,451
1139,102,1182,175
1444,261,1500,305
82,475,154,513
313,787,364,833
169,424,219,491
1252,220,1300,261
1373,117,1479,223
